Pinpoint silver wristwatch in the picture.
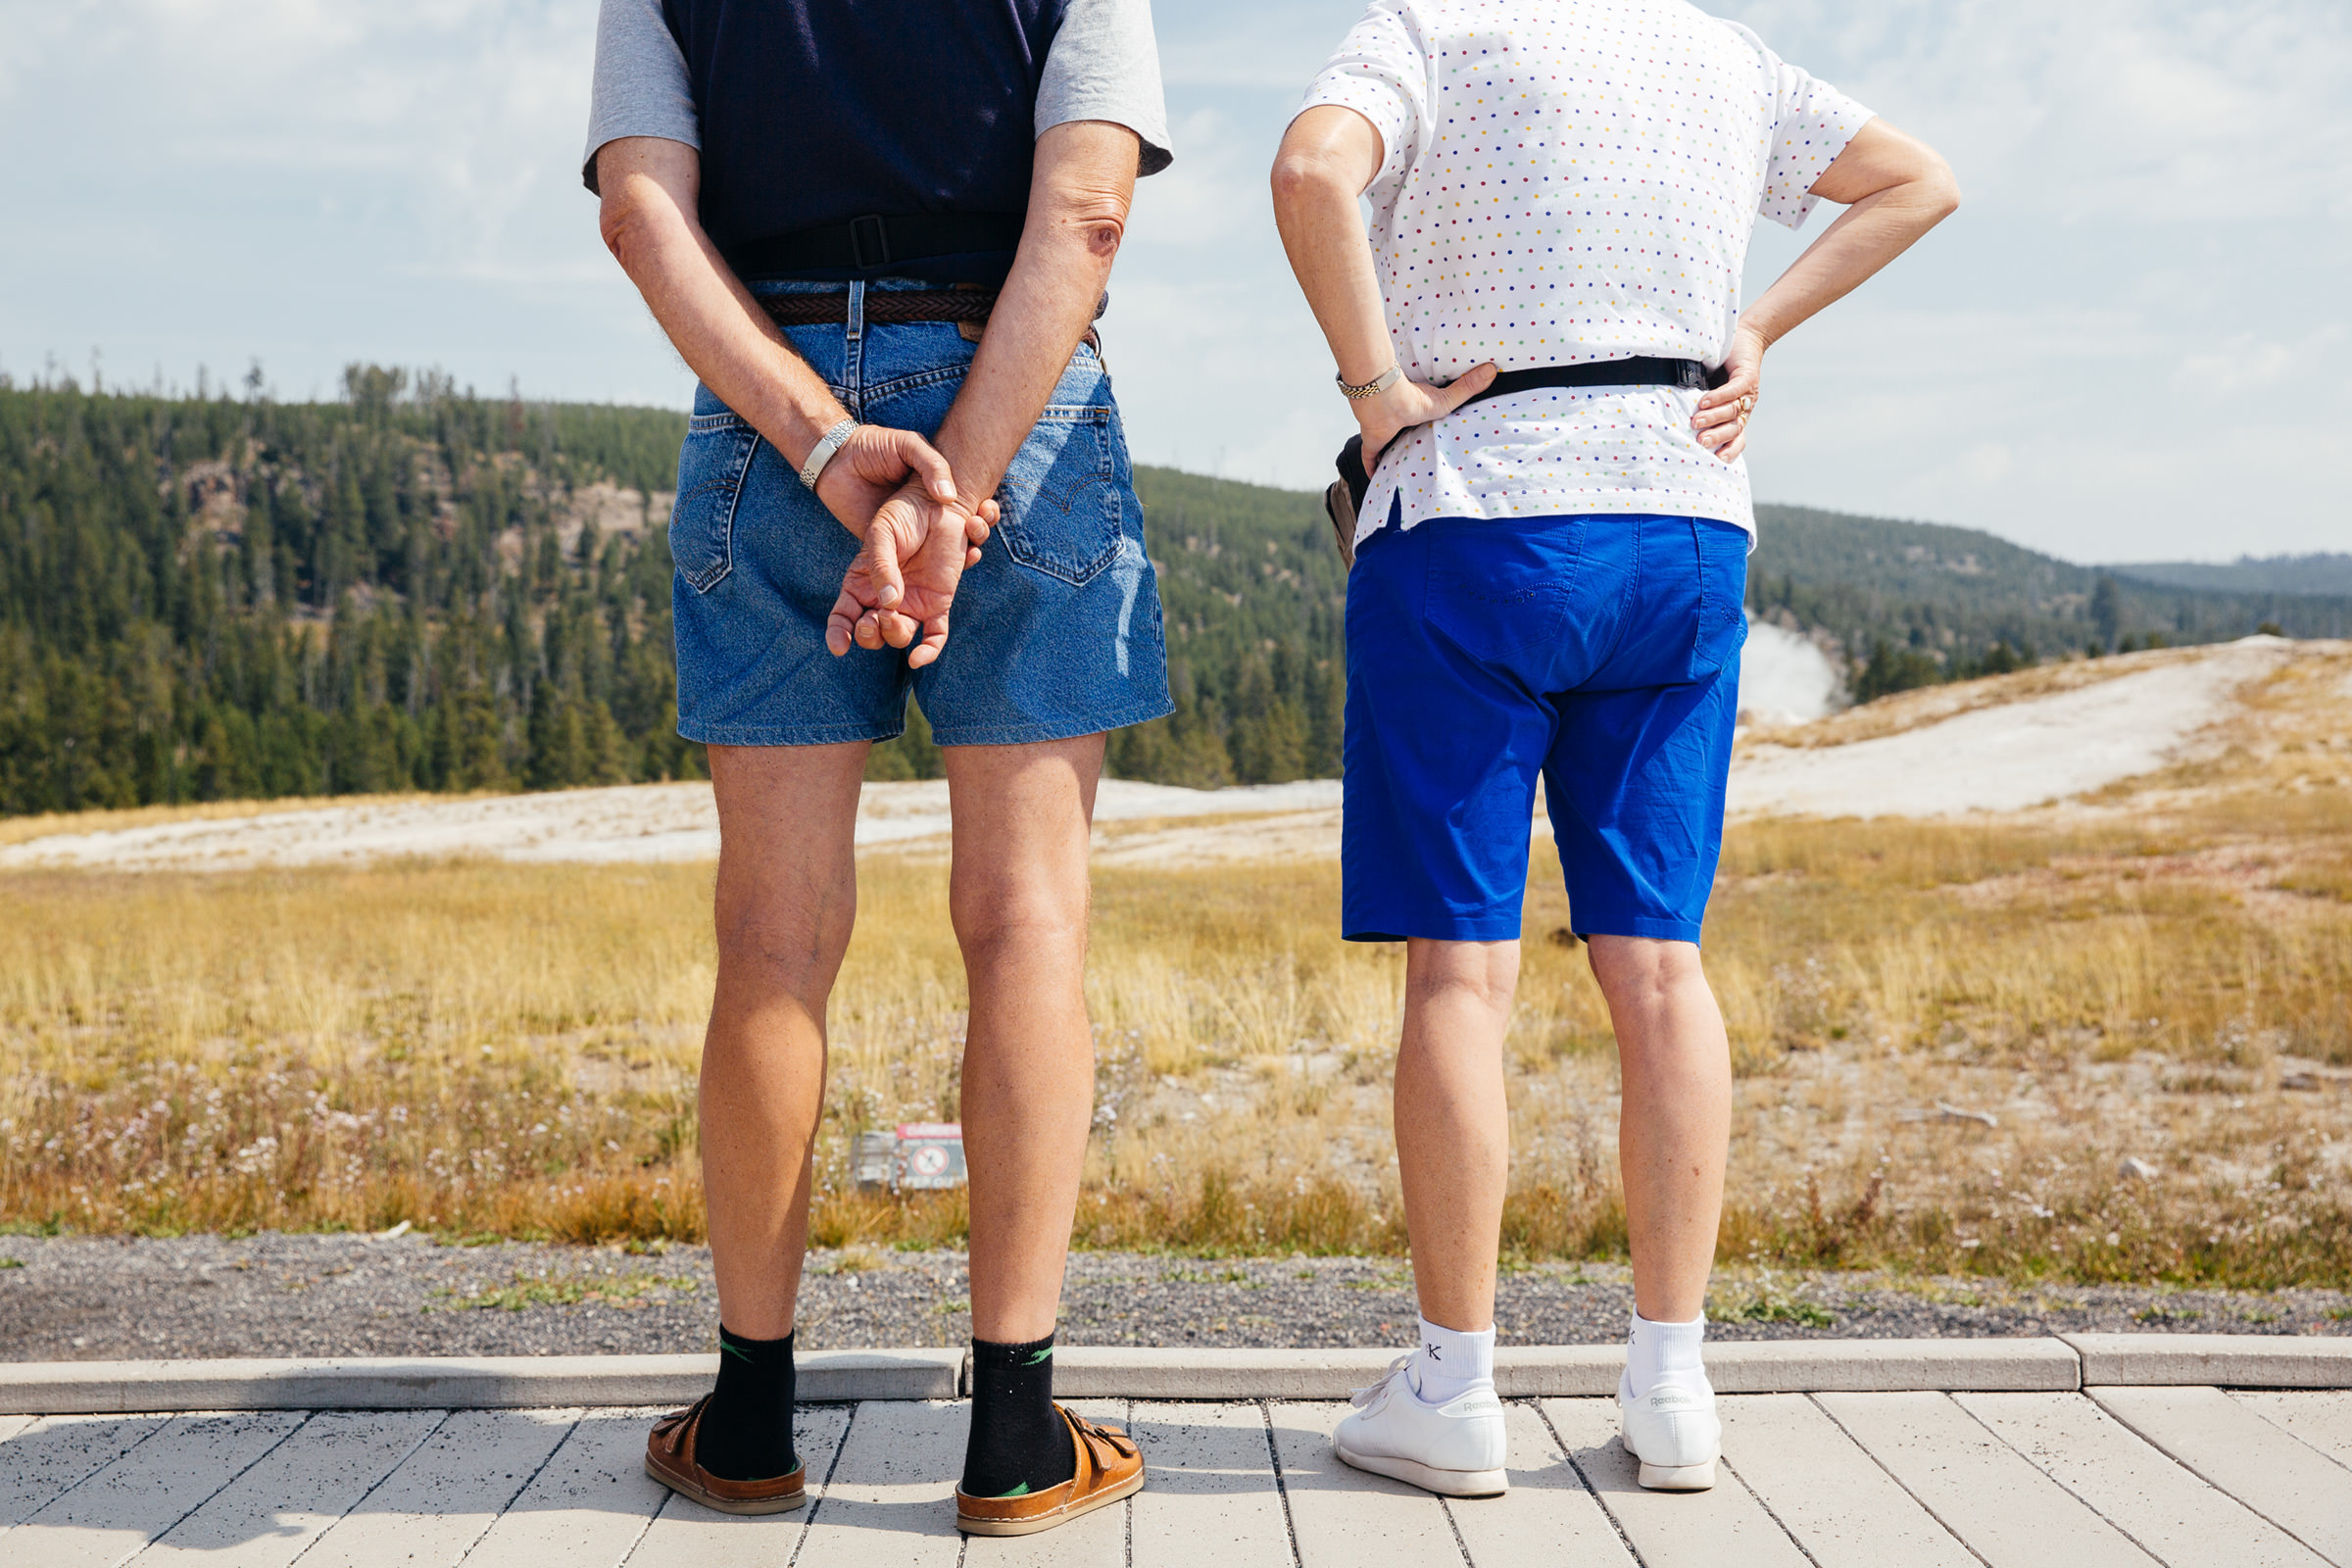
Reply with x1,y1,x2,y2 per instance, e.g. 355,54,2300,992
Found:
799,418,860,491
1336,365,1404,400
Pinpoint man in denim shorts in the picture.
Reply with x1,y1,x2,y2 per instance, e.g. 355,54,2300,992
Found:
585,0,1169,1535
1273,0,1956,1502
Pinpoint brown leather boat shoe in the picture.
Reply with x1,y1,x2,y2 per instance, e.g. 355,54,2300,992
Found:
956,1405,1145,1538
643,1395,808,1515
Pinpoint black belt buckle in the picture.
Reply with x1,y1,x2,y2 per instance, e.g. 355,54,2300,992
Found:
849,214,891,271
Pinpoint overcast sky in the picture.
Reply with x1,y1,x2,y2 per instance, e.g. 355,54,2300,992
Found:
3,0,2346,564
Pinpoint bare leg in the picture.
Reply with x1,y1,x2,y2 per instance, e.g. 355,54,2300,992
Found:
945,734,1104,1344
1394,937,1520,1333
1588,936,1731,1322
699,741,869,1341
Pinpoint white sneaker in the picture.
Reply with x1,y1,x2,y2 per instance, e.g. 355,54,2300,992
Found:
1617,1371,1720,1491
1332,1354,1509,1497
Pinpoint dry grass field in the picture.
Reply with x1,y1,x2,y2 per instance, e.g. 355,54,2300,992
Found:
4,647,2349,1291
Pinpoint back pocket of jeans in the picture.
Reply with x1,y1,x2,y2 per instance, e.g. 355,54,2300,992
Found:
667,414,762,593
1423,523,1581,663
1689,518,1750,678
998,406,1119,586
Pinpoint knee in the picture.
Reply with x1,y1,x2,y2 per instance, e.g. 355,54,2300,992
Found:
1405,939,1521,1016
949,879,1088,970
711,892,855,1007
1587,936,1705,1017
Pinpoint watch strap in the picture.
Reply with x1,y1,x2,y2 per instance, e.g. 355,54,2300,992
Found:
1337,365,1404,400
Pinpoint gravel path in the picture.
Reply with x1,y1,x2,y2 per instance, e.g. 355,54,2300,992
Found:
2,1233,2344,1361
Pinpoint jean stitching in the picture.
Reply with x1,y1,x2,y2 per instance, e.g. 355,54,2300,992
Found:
861,364,970,403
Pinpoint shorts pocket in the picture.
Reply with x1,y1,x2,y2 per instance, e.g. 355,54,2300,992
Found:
667,412,762,594
1423,521,1582,663
997,405,1120,586
1689,518,1750,678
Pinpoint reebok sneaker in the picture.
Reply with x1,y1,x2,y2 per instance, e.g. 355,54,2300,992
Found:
1617,1371,1720,1491
1332,1354,1509,1497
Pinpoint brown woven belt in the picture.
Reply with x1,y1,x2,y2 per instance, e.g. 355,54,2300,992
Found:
760,290,997,326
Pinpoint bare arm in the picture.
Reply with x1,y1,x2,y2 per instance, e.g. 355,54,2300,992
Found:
1694,119,1961,460
829,119,1147,663
594,135,967,532
1269,105,1495,464
937,119,1142,505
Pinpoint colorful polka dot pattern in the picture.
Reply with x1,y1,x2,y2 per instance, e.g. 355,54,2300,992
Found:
1299,0,1872,541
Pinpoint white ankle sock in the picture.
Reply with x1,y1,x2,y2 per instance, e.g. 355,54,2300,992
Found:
1408,1315,1495,1404
1625,1310,1708,1396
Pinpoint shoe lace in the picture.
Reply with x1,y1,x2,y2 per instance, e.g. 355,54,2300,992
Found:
1349,1352,1414,1408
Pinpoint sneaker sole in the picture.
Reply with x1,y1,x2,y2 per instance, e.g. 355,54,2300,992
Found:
1636,1457,1717,1492
956,1465,1146,1538
1335,1444,1508,1498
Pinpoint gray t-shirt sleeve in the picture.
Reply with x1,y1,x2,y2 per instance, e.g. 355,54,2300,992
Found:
1037,0,1174,175
581,0,700,194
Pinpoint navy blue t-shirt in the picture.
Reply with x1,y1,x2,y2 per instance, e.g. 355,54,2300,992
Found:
662,0,1067,283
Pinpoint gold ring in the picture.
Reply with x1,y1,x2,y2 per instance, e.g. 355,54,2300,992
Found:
1739,394,1755,416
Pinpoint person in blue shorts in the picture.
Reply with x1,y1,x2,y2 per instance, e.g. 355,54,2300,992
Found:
586,0,1167,1536
1272,0,1956,1499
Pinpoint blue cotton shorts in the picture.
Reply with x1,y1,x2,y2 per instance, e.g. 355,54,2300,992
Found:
668,280,1174,748
1342,509,1749,946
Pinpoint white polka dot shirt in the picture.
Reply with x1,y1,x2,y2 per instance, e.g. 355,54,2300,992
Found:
1299,0,1872,543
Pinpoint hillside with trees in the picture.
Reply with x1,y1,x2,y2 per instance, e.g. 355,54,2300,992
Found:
2106,553,2352,599
0,371,1347,816
1747,503,2352,700
4,368,2338,818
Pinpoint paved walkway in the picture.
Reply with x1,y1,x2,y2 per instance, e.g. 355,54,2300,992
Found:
4,1389,2349,1567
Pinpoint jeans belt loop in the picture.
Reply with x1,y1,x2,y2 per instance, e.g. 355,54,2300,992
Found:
847,280,865,342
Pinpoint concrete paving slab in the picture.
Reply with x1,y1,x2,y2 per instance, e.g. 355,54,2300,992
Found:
0,1415,170,1530
794,1400,965,1568
1961,1392,2328,1568
0,1351,964,1414
1494,1347,1621,1396
1053,1348,1400,1401
1540,1396,1810,1568
1043,1340,2082,1399
2089,1386,2352,1564
1446,1402,1634,1568
1267,1401,1462,1568
965,1399,1132,1568
293,1407,581,1568
2231,1391,2352,1471
7,1412,306,1568
459,1408,668,1566
0,1413,36,1444
1710,1337,2081,1392
1129,1401,1294,1568
1816,1392,2157,1568
2067,1335,2352,1389
1717,1394,1978,1568
128,1409,445,1568
619,1404,853,1568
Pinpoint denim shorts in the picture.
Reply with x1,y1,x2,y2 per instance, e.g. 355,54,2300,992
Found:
1342,508,1749,945
668,279,1174,748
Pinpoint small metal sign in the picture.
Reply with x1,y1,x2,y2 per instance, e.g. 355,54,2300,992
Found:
894,1122,967,1190
852,1123,967,1191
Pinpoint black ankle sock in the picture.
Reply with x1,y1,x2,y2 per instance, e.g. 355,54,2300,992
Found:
697,1326,799,1482
961,1333,1077,1498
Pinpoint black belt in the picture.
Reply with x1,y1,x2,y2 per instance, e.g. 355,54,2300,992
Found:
1325,357,1727,565
728,212,1026,277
